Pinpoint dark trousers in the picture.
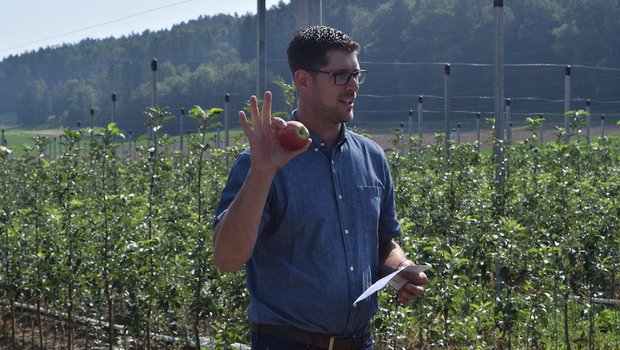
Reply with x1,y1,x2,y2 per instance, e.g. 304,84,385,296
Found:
250,330,374,350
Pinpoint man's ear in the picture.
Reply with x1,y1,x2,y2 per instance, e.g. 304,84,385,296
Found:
294,70,310,90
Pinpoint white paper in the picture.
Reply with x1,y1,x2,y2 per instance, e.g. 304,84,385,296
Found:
353,264,431,306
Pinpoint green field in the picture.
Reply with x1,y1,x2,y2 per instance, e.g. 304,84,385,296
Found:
1,117,620,349
0,112,17,125
1,127,247,155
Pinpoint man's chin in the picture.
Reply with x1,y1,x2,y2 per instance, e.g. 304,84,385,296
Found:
340,112,354,124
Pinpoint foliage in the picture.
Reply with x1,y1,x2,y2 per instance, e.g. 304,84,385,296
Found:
374,129,620,349
2,0,620,131
1,111,620,349
0,109,244,348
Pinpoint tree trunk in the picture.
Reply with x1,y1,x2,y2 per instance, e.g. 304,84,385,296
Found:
68,282,74,350
563,292,571,350
37,297,44,349
10,298,16,349
106,282,114,350
193,275,203,349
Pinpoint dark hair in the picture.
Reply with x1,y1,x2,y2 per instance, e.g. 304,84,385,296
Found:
287,25,360,74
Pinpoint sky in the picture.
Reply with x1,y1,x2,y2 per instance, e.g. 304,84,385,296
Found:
0,0,288,60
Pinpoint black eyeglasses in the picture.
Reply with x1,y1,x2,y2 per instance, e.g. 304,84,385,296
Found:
308,69,368,85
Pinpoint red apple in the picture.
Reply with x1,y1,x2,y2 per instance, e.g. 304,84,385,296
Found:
277,120,309,151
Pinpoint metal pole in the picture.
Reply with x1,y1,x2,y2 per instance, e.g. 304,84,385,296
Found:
457,123,461,144
505,98,511,146
90,108,95,142
539,114,544,144
180,108,185,153
493,0,508,323
601,114,605,138
225,94,230,148
493,0,505,214
399,122,405,154
77,121,81,153
444,64,451,145
408,110,413,140
257,0,266,95
151,58,158,107
476,112,481,146
417,96,423,141
127,130,132,158
111,93,117,124
585,99,591,144
150,58,158,144
564,65,571,142
296,0,322,28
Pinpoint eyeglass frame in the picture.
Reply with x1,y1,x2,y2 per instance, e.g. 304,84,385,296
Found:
307,69,368,86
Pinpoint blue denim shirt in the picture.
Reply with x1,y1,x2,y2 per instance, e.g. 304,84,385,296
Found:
214,123,401,336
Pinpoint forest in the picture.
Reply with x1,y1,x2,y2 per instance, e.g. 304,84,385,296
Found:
0,0,619,134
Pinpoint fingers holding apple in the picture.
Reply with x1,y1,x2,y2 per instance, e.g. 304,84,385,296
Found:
239,90,310,155
270,116,287,131
276,120,311,151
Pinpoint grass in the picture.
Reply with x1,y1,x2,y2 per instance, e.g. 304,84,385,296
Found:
0,112,17,126
2,129,42,152
2,127,247,155
3,121,620,156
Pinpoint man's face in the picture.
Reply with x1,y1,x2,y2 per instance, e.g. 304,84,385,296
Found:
308,50,361,125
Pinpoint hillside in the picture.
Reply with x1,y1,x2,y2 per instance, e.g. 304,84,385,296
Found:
1,0,619,135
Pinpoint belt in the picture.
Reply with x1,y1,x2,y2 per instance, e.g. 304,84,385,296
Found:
250,323,372,350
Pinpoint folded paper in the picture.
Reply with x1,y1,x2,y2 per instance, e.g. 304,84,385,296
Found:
353,264,431,306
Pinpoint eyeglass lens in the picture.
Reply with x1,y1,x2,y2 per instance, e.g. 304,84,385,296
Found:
335,71,367,85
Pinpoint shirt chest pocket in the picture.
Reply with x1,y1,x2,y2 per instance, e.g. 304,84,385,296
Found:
353,186,384,229
356,185,383,199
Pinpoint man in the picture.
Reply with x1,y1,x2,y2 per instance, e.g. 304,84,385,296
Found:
212,25,427,350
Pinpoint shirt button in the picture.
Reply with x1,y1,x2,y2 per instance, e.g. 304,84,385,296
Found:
350,266,355,271
338,194,343,199
314,147,319,152
344,229,349,234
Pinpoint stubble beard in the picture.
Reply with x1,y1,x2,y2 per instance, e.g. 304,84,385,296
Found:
309,86,356,125
331,92,356,124
320,104,354,126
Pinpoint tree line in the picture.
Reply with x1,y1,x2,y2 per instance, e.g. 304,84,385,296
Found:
0,0,619,133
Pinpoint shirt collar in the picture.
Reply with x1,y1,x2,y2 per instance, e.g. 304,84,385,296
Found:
291,110,349,152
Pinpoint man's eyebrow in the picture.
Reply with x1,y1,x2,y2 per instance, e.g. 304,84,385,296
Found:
332,69,361,73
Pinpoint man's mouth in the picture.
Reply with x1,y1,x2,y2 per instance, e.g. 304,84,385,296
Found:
339,97,355,106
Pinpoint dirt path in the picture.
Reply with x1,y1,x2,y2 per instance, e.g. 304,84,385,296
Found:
368,124,620,151
24,129,64,137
